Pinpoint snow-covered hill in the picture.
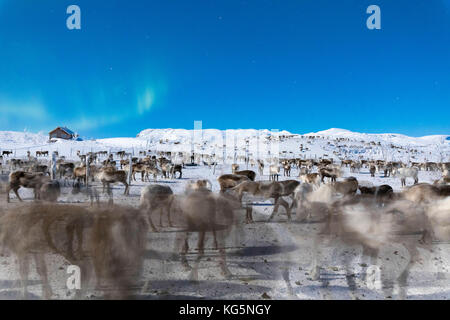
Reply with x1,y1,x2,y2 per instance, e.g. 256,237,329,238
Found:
305,128,449,146
0,128,448,162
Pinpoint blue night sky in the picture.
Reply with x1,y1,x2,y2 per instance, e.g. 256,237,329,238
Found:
0,0,449,138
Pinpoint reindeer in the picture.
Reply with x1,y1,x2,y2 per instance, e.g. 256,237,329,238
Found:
369,165,376,177
6,171,50,202
400,183,450,204
234,170,256,181
96,167,129,195
257,160,264,176
161,162,174,179
269,164,280,181
319,166,341,183
217,174,250,192
185,179,213,193
0,204,92,299
172,189,240,281
350,161,361,173
170,164,183,179
144,166,161,182
71,181,100,206
231,180,300,222
130,163,146,181
72,165,98,186
37,180,61,202
0,203,149,299
358,184,394,206
298,173,321,187
90,204,149,299
116,151,126,159
308,195,436,299
283,162,291,177
392,167,419,187
331,177,358,196
140,185,174,231
231,164,240,174
56,162,75,179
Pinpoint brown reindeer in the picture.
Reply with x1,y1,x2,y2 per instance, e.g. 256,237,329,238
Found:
231,180,300,222
72,165,98,185
172,189,240,281
56,162,75,179
319,166,341,183
234,170,256,181
217,174,250,192
144,166,160,182
170,164,183,179
130,163,146,181
298,173,320,186
369,165,376,177
283,162,291,177
90,204,149,299
400,183,450,204
0,203,149,299
6,171,50,202
140,184,174,231
96,167,129,195
0,204,92,299
37,180,61,202
358,184,394,205
331,177,359,196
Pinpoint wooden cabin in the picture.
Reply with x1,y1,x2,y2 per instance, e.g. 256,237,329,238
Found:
49,127,75,140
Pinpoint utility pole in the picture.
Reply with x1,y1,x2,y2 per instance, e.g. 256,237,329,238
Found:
127,153,132,186
85,155,90,189
51,152,57,180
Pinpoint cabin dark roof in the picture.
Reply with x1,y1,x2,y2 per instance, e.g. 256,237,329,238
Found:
49,127,75,136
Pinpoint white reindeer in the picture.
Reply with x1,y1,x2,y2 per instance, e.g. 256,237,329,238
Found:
392,167,419,187
269,164,280,181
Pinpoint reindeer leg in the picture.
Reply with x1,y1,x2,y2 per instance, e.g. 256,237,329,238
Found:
189,231,205,281
167,200,174,227
397,243,420,300
212,230,219,250
246,206,254,224
13,186,23,202
268,197,280,221
217,232,232,279
310,235,321,281
159,207,164,228
6,185,11,203
278,198,291,221
180,232,191,271
18,254,30,299
342,249,358,300
33,254,53,299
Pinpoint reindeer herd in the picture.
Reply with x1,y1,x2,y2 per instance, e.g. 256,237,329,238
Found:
0,146,449,300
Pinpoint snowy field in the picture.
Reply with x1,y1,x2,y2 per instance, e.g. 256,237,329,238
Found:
0,128,449,300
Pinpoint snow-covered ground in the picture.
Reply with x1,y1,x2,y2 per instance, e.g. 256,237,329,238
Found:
0,127,449,300
1,128,449,164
